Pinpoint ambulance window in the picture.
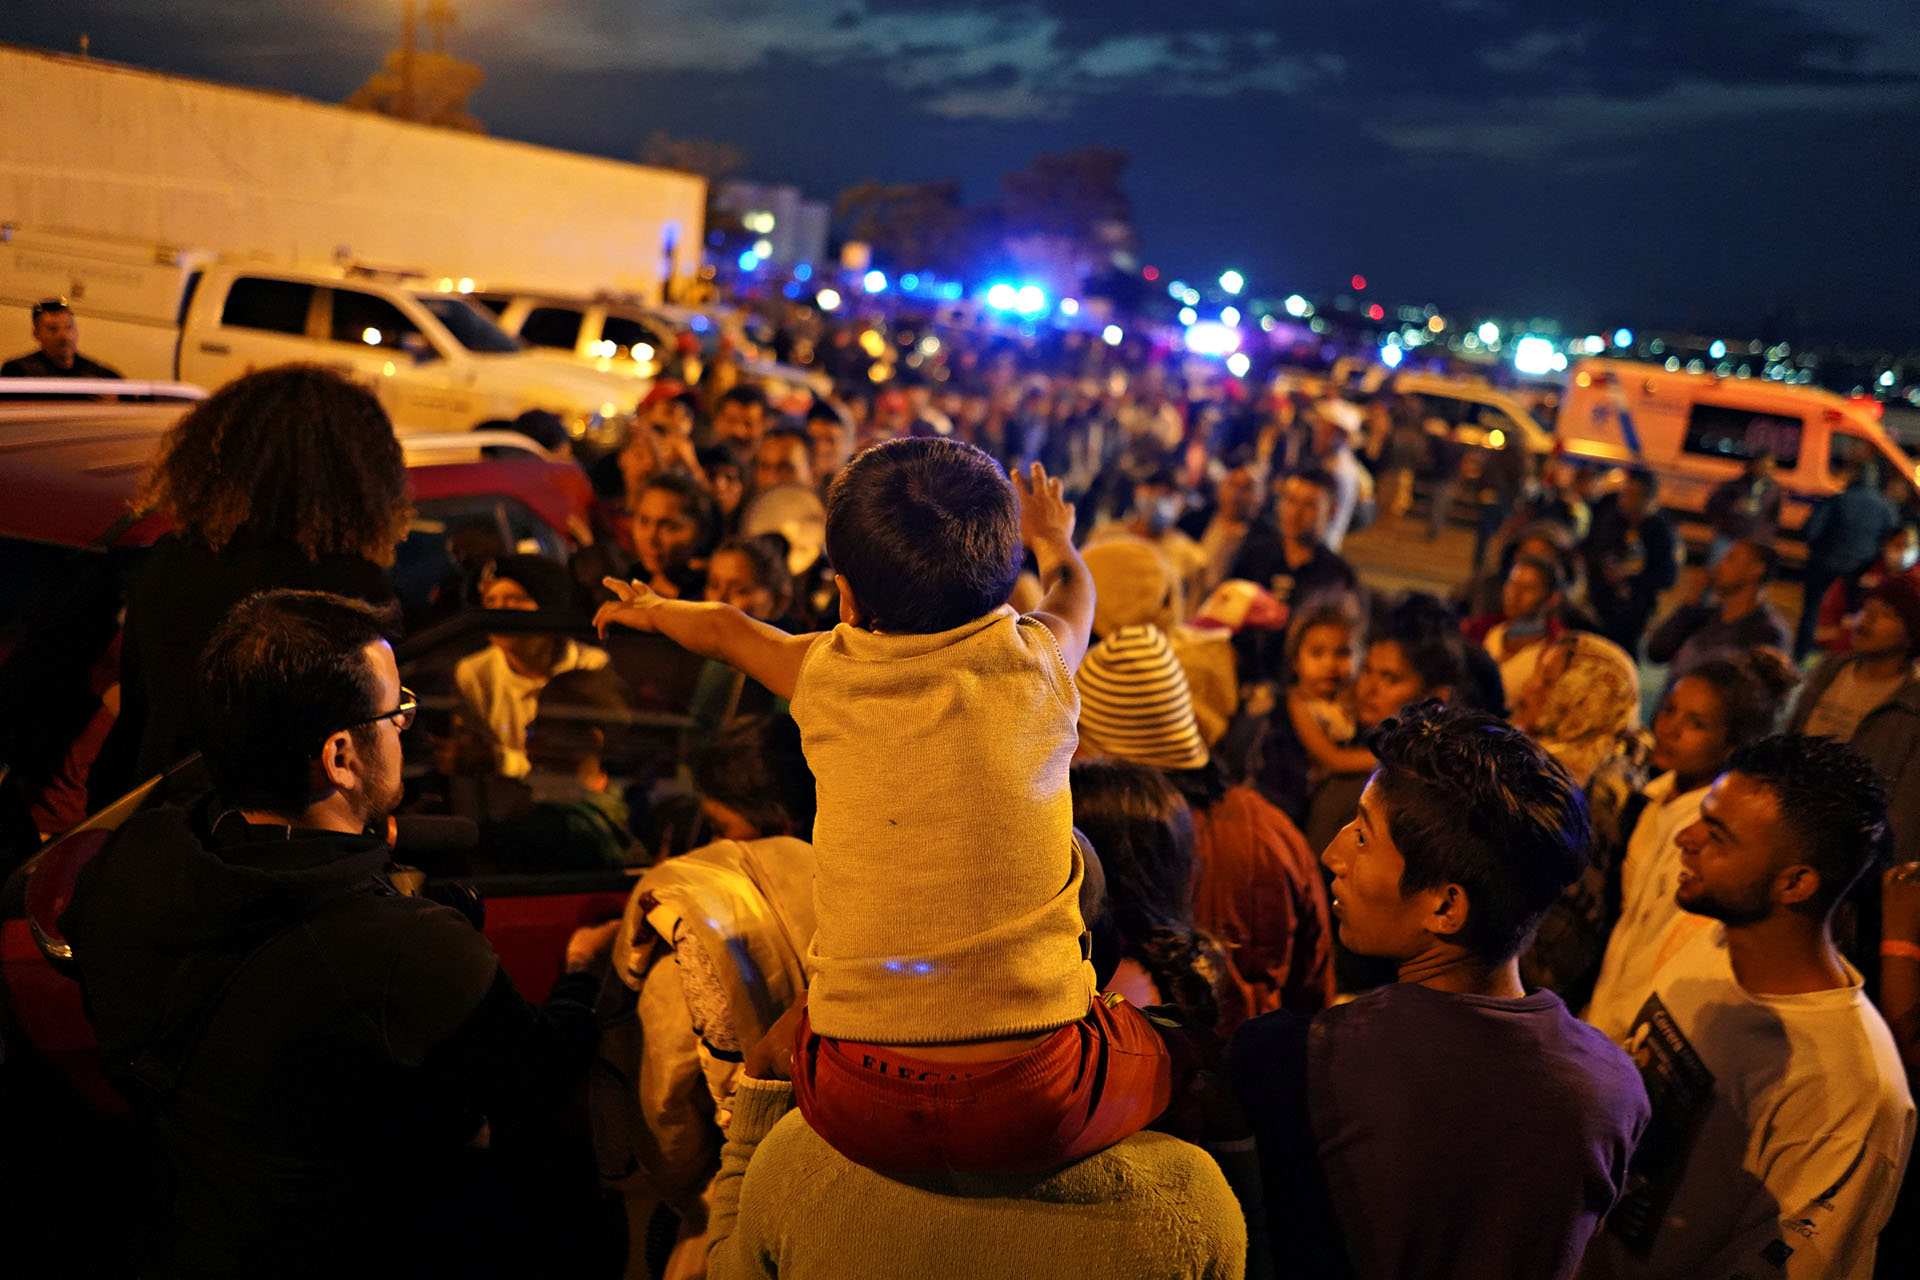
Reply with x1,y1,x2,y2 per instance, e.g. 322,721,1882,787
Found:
1682,403,1801,469
1829,434,1873,475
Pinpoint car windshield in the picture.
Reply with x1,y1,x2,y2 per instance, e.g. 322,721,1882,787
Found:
417,296,526,353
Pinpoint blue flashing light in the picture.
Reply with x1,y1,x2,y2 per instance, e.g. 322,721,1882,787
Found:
1178,306,1198,326
985,282,1018,311
863,269,888,293
900,272,921,292
782,281,803,299
1014,284,1046,314
939,281,964,300
794,262,813,281
690,315,711,333
1185,321,1240,357
1381,342,1404,368
737,250,760,272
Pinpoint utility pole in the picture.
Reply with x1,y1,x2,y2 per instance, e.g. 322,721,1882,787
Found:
426,0,456,54
399,0,418,122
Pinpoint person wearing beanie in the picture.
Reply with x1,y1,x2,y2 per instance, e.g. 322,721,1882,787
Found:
1077,624,1336,1020
1078,626,1211,770
1789,570,1920,868
455,555,608,777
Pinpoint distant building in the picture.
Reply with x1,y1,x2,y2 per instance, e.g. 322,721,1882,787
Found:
715,181,830,270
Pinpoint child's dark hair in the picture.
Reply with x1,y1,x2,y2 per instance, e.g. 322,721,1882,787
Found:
1285,591,1364,675
823,437,1021,633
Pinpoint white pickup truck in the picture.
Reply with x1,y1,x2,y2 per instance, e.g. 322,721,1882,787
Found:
0,228,643,445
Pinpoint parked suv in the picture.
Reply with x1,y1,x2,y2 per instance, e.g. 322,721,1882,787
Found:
478,289,830,405
0,227,644,446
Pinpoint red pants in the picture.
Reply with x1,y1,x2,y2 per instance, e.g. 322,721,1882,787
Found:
790,991,1178,1175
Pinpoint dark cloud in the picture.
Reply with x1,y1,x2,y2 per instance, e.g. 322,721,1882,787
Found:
7,1,1917,342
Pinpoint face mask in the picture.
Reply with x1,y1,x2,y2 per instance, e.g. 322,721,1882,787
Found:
1505,616,1549,640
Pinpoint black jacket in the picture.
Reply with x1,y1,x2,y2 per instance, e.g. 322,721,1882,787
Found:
62,801,598,1278
89,530,396,806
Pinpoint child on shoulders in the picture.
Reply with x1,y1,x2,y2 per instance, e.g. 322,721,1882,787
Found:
596,439,1175,1174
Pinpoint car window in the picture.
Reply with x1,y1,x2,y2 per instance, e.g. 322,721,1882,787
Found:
1829,432,1873,476
394,618,714,884
389,497,570,633
520,306,586,352
417,297,524,354
1681,402,1803,469
1414,394,1468,427
328,289,421,350
219,277,315,336
599,315,666,359
471,295,510,316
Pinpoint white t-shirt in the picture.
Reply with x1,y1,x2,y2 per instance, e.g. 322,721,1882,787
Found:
1580,926,1915,1280
454,639,610,778
1584,773,1710,1044
1486,621,1550,710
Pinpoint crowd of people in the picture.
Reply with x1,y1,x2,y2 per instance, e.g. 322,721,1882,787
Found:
15,295,1920,1280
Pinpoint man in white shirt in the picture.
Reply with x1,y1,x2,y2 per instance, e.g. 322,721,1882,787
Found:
1581,735,1916,1280
454,555,608,777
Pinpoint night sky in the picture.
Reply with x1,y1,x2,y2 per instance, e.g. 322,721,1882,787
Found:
9,2,1918,346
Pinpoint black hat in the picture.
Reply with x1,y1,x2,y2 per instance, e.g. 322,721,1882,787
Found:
485,554,573,612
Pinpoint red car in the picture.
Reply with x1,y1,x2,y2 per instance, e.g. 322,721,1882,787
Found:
0,390,652,1111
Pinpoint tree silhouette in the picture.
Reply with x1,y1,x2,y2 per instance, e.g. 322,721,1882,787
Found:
345,48,485,132
997,145,1136,255
833,178,980,276
640,130,746,182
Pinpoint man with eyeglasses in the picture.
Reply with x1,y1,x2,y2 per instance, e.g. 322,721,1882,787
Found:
62,589,613,1278
1,298,123,378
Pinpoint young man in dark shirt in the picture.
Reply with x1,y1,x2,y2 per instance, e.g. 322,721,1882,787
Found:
0,298,122,378
1229,702,1650,1280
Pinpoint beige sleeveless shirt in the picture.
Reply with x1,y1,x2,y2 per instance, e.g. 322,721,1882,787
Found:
789,606,1095,1043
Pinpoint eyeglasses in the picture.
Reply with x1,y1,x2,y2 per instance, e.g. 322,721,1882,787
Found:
341,687,417,735
31,299,71,319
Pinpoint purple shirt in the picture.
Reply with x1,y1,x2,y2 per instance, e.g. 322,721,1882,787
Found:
1230,982,1649,1280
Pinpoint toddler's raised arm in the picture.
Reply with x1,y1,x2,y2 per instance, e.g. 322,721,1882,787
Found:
596,578,820,700
1016,462,1095,671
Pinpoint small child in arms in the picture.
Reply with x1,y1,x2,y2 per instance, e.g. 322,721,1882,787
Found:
1285,593,1376,782
596,439,1174,1174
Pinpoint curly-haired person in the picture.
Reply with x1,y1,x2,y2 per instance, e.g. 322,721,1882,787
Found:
91,365,410,801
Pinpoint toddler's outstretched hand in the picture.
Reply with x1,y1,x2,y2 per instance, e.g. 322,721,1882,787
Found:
1015,461,1075,550
595,576,663,638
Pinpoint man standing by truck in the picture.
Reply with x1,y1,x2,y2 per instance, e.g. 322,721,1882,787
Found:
0,299,122,379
